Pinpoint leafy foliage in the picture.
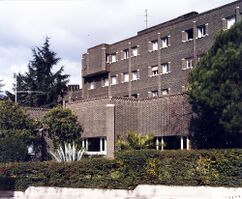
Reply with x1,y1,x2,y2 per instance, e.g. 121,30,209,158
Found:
0,149,241,190
188,20,242,148
42,106,82,147
116,131,155,150
0,136,28,163
49,142,85,162
0,101,41,162
13,37,69,108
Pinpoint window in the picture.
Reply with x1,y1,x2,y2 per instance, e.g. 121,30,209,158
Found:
182,58,193,70
123,49,129,59
132,46,138,57
102,78,109,87
89,81,95,90
161,36,169,48
152,66,159,76
111,53,117,63
197,24,206,38
152,40,158,51
132,70,139,81
106,54,110,63
111,76,117,85
182,28,193,41
151,90,158,97
161,63,170,74
227,16,235,29
131,93,139,98
161,89,169,95
81,137,107,155
123,73,129,83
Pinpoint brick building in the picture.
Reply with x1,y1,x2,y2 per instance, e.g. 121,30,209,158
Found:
66,1,242,157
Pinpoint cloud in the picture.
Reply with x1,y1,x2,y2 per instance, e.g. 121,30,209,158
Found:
0,0,234,93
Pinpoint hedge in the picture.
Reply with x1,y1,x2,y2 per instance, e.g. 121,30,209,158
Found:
0,149,241,191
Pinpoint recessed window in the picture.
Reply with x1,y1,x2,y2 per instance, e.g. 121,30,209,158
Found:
151,90,158,97
161,89,169,95
102,78,109,87
161,63,170,74
182,58,193,70
89,81,95,90
123,73,129,83
183,28,193,42
227,16,235,29
152,40,158,51
197,24,206,38
131,93,139,98
111,76,117,85
111,53,117,63
132,70,139,81
161,36,169,48
81,137,107,155
123,49,129,59
106,54,110,63
152,66,159,76
132,46,138,57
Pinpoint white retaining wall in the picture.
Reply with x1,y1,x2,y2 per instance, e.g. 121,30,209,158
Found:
1,185,242,199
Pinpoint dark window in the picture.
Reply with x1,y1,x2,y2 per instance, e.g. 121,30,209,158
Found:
186,29,193,40
88,138,100,151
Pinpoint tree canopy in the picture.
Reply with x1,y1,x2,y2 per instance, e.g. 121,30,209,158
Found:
14,38,69,108
188,20,242,148
42,106,82,147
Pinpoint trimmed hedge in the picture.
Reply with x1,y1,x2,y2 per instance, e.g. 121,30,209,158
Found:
0,149,241,190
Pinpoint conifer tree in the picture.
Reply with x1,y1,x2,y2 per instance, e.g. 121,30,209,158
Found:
188,20,242,148
15,38,69,107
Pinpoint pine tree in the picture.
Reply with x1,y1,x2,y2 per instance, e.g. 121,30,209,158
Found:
15,38,69,107
188,20,242,148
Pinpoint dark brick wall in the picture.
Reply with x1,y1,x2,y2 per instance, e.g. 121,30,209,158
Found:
66,93,192,139
82,1,242,99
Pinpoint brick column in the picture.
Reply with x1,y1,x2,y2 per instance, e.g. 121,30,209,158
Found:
105,104,115,158
193,21,198,65
157,33,162,96
128,42,132,97
235,6,241,22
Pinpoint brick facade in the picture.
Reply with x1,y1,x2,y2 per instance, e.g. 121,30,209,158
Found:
81,1,242,100
66,1,242,157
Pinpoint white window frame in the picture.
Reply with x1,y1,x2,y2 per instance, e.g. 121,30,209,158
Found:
197,25,206,38
102,78,109,87
161,63,169,74
131,70,138,81
186,58,193,69
123,73,129,83
185,28,193,41
161,89,169,95
161,37,168,48
152,66,159,76
111,53,117,63
151,90,158,97
82,137,107,156
152,40,158,51
89,81,95,90
111,76,117,85
132,47,138,57
227,16,235,29
123,49,129,59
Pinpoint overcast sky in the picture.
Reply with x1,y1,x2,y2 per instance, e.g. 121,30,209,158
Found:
0,0,234,93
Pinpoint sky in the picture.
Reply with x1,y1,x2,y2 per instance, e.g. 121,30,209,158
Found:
0,0,235,93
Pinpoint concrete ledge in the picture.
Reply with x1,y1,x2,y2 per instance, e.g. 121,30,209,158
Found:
1,185,242,199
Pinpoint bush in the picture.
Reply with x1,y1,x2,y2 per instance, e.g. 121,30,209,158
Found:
0,136,28,163
0,149,241,191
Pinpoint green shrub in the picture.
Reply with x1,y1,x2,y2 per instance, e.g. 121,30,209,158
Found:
0,149,241,191
0,136,28,163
